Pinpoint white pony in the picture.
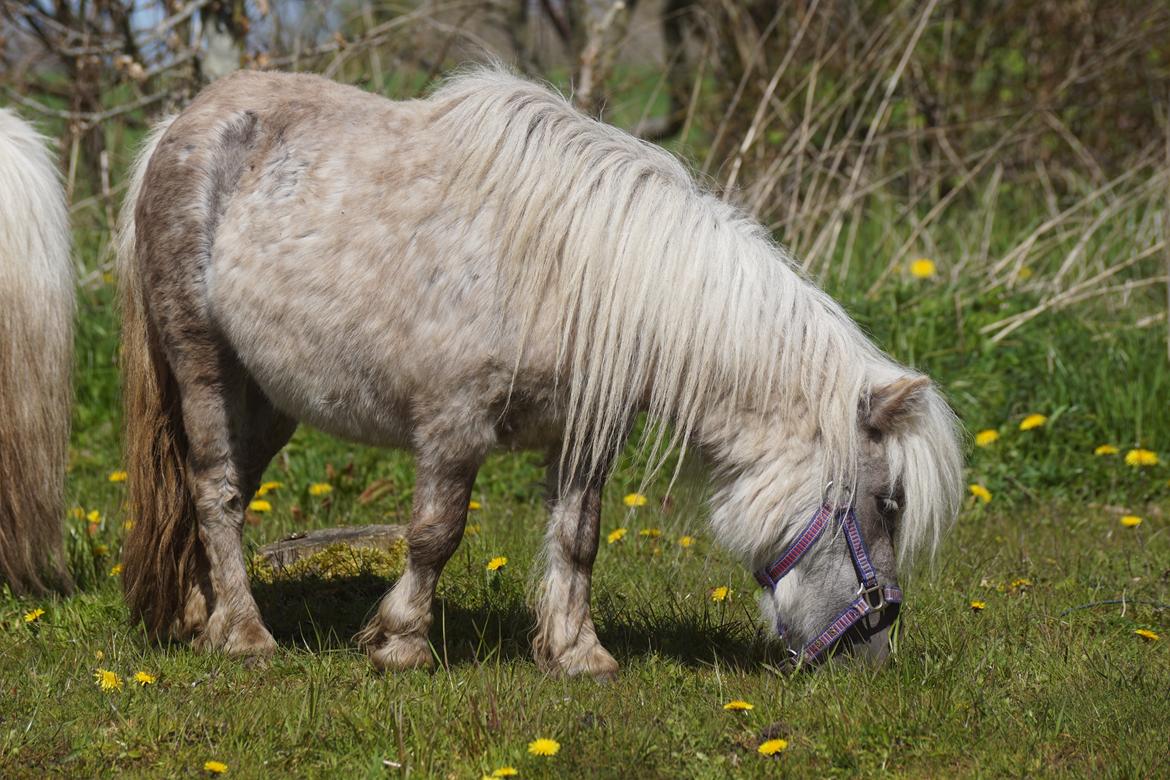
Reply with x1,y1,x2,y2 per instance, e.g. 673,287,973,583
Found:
0,108,74,596
119,68,963,676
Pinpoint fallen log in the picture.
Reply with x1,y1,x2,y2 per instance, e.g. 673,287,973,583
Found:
256,524,407,569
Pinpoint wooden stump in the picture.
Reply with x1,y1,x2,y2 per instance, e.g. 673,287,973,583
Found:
256,524,407,569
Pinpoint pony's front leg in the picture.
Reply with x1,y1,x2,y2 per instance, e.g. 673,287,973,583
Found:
360,457,479,671
533,472,618,680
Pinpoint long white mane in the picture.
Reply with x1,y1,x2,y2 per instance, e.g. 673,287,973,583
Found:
428,69,963,561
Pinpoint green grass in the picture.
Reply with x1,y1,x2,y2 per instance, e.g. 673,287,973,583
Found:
4,68,1170,777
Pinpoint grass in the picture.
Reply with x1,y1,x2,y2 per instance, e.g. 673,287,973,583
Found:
3,64,1170,778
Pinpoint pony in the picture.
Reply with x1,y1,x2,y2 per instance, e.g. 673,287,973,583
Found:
118,67,963,676
0,108,74,596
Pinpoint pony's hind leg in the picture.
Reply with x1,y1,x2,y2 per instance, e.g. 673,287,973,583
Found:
176,364,278,657
359,454,480,671
532,467,618,680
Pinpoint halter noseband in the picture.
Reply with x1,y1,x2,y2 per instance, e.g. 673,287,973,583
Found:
754,503,902,665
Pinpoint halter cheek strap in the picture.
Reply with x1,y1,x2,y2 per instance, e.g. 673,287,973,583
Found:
755,504,902,664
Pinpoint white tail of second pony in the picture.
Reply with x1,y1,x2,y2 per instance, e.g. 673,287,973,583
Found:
0,108,74,595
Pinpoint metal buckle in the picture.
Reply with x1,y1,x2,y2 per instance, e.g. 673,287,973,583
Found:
858,582,886,611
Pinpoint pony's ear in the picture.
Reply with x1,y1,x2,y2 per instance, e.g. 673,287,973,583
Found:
864,376,931,435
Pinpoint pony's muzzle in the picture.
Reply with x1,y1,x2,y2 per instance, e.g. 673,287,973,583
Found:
840,601,900,666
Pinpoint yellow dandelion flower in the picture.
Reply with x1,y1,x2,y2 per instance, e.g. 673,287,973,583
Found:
1009,577,1032,591
623,493,648,507
486,556,508,572
257,481,283,496
1120,515,1142,528
607,528,627,544
108,470,128,483
723,699,753,711
968,484,992,504
527,738,560,757
86,509,101,524
134,671,156,685
969,601,986,611
909,258,936,279
639,528,661,538
94,668,122,691
464,524,480,537
1124,448,1159,467
109,563,123,577
974,430,999,447
93,544,109,557
308,482,333,496
94,650,104,660
248,499,272,513
758,738,788,756
23,608,45,623
711,586,730,602
1094,444,1119,456
69,507,85,521
1019,414,1047,431
678,535,695,548
490,768,518,778
468,500,482,510
203,760,228,774
1135,628,1160,642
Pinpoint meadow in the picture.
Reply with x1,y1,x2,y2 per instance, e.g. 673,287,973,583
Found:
3,12,1170,776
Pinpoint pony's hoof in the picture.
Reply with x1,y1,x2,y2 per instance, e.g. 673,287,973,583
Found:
369,634,433,672
539,642,620,681
224,621,277,657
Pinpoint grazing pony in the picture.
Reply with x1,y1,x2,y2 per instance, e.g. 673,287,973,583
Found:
119,69,963,676
0,108,74,596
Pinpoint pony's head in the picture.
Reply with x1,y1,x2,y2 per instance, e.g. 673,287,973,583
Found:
710,373,963,668
761,375,962,666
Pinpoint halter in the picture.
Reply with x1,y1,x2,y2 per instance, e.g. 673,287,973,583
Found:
754,503,902,665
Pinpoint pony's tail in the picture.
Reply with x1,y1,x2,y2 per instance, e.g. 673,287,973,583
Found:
0,109,74,596
117,116,201,639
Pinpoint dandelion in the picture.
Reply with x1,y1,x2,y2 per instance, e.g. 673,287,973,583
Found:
678,535,695,548
909,258,936,279
1124,449,1159,467
1094,444,1119,456
108,470,128,483
122,520,135,531
257,481,282,496
639,528,661,538
203,760,228,774
464,524,480,537
1019,414,1047,431
757,739,788,756
1120,515,1142,528
969,601,986,611
486,556,508,572
23,608,45,623
722,699,753,711
623,493,648,507
468,500,482,511
490,768,518,777
607,528,627,544
308,482,333,496
1134,628,1160,642
711,586,730,602
974,430,999,447
94,668,122,691
93,544,109,557
69,507,85,521
109,563,123,577
248,499,272,513
1008,577,1032,592
86,509,101,524
133,671,156,686
968,484,992,504
527,738,560,757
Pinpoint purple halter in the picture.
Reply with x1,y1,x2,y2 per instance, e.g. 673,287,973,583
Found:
755,503,902,664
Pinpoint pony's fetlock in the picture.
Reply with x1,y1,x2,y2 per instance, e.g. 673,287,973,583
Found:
195,609,275,656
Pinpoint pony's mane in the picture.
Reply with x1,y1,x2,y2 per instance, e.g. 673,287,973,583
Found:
427,68,962,560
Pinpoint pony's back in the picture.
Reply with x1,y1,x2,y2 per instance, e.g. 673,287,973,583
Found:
0,108,74,595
